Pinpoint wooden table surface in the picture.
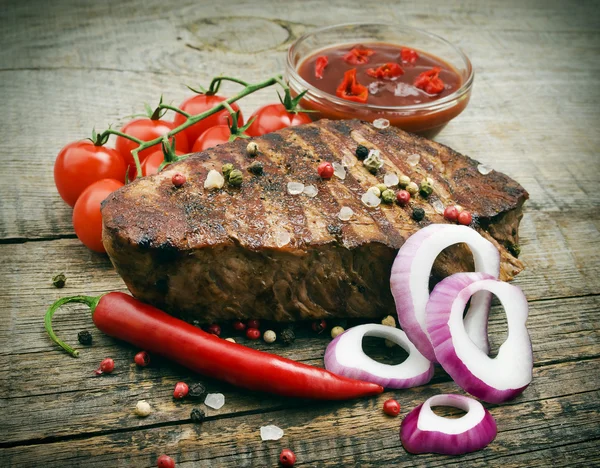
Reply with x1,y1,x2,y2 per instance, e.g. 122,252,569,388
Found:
1,0,599,466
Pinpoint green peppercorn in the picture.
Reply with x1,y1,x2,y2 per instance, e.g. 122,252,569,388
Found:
228,169,243,187
398,174,411,188
381,189,395,204
412,207,425,221
77,330,92,345
280,328,296,346
376,183,388,193
356,145,369,160
188,382,206,399
190,408,206,423
222,163,234,178
419,178,434,197
248,162,263,176
406,181,419,195
246,141,259,157
52,273,66,288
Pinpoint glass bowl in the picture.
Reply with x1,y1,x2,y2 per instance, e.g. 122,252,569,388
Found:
285,23,474,138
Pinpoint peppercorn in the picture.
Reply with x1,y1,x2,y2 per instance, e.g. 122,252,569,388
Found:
248,161,263,175
318,161,334,179
279,448,297,467
222,163,234,178
173,381,189,399
77,330,93,345
156,455,175,468
190,408,206,424
228,169,243,187
383,398,401,417
412,207,425,221
367,186,381,197
312,320,327,334
263,330,277,344
233,320,246,332
225,337,236,343
95,357,114,375
134,400,152,417
396,190,411,206
376,183,388,194
363,150,383,174
172,173,186,187
406,181,419,195
331,326,344,339
52,273,66,288
247,319,260,329
207,323,221,336
419,178,434,197
246,328,261,340
134,350,151,367
355,145,369,160
188,382,206,399
458,210,473,226
381,315,396,327
381,189,395,204
246,141,259,156
398,174,411,188
280,328,296,346
444,205,459,222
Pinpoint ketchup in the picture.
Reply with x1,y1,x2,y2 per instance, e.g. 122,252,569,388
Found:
295,43,468,138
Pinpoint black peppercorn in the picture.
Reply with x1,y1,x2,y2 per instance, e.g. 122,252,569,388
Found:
248,162,264,175
356,145,369,160
188,382,206,399
412,207,425,221
77,330,93,345
190,408,206,424
52,273,66,288
280,328,296,346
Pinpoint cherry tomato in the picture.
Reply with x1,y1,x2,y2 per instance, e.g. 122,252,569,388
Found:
72,179,124,253
191,125,235,152
173,94,243,144
115,119,189,178
245,104,312,137
138,149,186,178
54,141,126,207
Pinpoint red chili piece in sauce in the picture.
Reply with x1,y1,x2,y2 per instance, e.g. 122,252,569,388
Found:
366,63,404,80
336,69,368,103
315,55,329,79
414,66,445,94
400,48,419,65
343,45,375,65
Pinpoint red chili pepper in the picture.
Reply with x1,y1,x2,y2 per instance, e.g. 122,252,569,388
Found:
336,69,369,104
343,45,374,65
414,67,445,94
366,63,404,80
45,293,383,400
400,48,419,65
315,55,329,79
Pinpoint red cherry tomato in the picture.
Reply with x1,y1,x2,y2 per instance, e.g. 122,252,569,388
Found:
72,179,124,253
54,141,126,207
115,119,189,178
191,125,235,152
173,94,243,144
139,150,186,178
245,104,312,137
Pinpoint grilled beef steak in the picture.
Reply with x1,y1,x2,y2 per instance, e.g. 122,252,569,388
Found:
102,119,528,323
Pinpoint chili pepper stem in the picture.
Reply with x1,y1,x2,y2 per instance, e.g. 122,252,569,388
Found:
44,295,102,358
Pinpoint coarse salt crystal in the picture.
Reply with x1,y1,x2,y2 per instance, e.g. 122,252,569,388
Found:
407,153,420,166
394,82,420,97
373,118,390,129
432,199,445,214
204,393,225,410
368,81,386,95
332,162,346,180
342,153,356,168
338,206,354,221
287,181,305,195
361,191,382,208
303,185,318,198
260,425,284,441
204,170,225,190
384,173,399,187
477,164,493,175
275,230,291,247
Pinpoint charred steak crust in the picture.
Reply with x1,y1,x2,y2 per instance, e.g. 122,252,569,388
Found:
102,120,528,323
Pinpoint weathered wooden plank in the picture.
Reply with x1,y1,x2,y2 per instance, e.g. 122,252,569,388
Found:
1,360,598,466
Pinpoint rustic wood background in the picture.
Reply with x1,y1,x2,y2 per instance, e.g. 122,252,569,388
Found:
1,0,599,466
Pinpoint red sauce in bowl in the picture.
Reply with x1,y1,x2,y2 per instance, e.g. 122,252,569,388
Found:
298,43,463,107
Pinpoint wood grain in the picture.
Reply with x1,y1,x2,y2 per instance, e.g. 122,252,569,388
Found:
1,0,599,466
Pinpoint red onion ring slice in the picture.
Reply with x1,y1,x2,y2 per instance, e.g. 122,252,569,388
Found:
390,224,500,362
400,394,497,455
324,324,434,389
427,273,533,403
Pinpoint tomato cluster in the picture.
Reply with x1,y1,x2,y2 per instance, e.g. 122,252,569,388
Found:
55,86,312,253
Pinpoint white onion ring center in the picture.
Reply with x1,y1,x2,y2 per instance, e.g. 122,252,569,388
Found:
449,279,532,390
417,394,485,435
332,324,431,381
